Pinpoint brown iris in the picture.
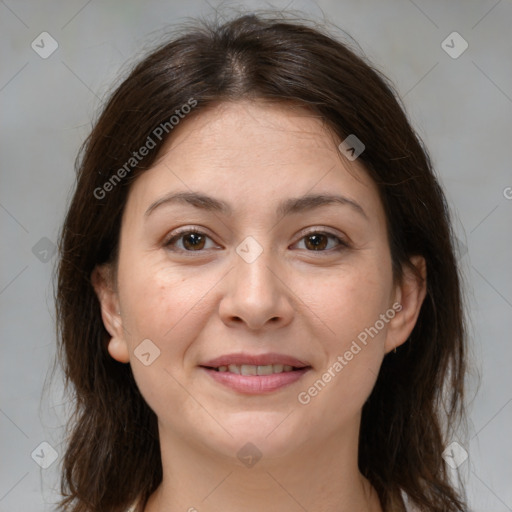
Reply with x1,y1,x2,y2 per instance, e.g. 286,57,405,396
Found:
182,232,206,250
304,234,329,251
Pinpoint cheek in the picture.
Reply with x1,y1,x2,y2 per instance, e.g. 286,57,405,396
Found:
295,256,393,410
120,259,216,346
117,260,218,416
305,256,393,347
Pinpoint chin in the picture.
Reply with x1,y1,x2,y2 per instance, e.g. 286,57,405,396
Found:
201,411,306,461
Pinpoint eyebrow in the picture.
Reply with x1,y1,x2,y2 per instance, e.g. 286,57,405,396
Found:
144,191,367,219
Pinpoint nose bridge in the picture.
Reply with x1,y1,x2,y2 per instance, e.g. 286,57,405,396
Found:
219,235,293,329
233,237,279,304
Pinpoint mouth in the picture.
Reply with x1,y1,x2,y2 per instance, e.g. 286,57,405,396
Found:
199,353,312,394
201,363,308,375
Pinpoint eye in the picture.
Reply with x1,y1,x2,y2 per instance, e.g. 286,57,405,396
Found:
164,229,218,252
294,231,348,252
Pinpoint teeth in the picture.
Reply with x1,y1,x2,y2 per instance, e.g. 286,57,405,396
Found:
228,364,240,374
256,365,273,375
216,364,297,374
241,364,257,376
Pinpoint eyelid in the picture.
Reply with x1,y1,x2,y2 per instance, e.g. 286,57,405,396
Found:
164,226,221,250
293,227,350,247
163,226,351,253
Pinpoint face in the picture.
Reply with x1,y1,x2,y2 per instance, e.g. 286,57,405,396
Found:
95,100,423,463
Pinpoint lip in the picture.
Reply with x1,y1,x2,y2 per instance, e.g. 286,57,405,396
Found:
201,366,311,394
200,352,310,368
199,352,312,395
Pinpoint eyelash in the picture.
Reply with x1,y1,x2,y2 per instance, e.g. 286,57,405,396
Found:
164,227,349,254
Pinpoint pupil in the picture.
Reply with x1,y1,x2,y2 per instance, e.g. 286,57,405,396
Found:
184,233,204,250
307,234,327,251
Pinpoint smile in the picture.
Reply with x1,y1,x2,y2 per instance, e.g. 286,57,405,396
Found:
199,353,312,394
210,363,299,375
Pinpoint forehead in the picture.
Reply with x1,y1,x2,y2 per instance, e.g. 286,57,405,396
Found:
162,100,342,167
124,100,382,221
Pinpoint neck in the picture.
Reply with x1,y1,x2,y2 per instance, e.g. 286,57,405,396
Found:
144,421,383,512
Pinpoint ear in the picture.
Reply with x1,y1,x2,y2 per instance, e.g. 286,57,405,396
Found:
384,255,427,354
91,264,130,363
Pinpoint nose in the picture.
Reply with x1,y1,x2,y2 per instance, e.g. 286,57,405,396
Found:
218,246,295,331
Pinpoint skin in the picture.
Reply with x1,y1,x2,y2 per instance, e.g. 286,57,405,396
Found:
93,100,426,512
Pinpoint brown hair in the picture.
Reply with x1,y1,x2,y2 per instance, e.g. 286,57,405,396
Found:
55,12,467,512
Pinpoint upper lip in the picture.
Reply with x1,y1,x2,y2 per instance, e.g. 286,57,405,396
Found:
200,352,311,368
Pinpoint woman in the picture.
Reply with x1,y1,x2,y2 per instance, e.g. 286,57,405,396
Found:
56,12,467,512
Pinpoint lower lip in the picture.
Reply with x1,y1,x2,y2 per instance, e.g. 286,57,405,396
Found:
201,367,310,394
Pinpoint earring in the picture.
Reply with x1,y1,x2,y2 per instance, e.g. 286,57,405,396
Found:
393,346,397,354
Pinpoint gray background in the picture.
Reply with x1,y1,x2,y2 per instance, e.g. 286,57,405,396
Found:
1,0,511,511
